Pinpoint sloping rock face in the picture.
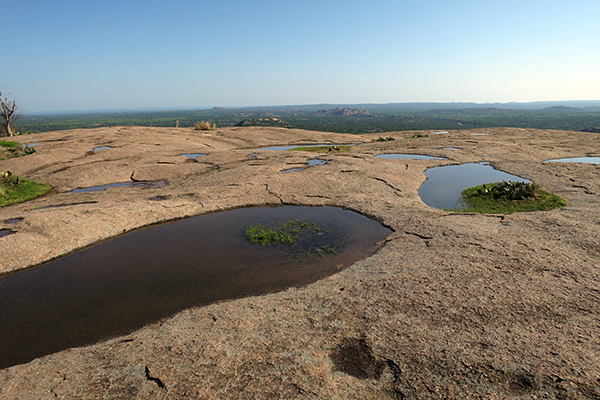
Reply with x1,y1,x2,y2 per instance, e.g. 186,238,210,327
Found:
1,126,600,399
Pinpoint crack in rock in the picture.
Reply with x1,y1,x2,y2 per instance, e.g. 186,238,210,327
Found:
145,366,166,390
372,177,402,195
265,184,284,203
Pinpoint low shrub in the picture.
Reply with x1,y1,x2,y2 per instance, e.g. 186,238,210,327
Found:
453,181,566,213
195,121,217,130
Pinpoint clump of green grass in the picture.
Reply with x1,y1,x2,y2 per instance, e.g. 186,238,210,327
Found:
451,181,565,214
0,140,19,149
287,145,351,153
408,133,429,138
245,219,323,245
373,136,395,142
0,171,52,208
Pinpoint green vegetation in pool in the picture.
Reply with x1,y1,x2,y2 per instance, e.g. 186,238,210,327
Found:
0,171,52,208
246,219,320,245
451,181,566,213
287,145,352,153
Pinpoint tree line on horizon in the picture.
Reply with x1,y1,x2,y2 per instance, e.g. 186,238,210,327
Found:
7,100,600,135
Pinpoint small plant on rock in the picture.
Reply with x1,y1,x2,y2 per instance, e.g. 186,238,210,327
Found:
195,121,217,131
454,181,565,213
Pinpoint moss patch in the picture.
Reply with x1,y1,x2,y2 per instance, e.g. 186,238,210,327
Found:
451,182,565,214
0,173,52,208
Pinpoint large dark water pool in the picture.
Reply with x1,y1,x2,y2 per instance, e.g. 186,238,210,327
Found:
0,206,390,369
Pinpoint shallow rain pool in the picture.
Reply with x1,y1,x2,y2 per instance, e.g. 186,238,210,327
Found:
376,154,446,160
0,206,391,369
419,162,531,210
180,153,207,160
546,157,600,164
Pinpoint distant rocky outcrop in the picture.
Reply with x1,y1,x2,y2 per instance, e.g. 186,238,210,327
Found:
314,107,373,117
388,115,425,122
234,117,289,127
581,127,600,133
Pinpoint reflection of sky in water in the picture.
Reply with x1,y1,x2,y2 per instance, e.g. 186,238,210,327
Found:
180,153,207,159
376,154,445,160
419,162,531,210
255,143,358,151
546,157,600,164
307,159,327,166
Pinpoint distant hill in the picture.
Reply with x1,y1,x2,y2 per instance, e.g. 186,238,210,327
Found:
314,107,373,117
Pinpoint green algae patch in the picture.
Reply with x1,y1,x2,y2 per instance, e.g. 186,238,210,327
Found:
0,172,52,208
245,219,319,245
451,181,565,214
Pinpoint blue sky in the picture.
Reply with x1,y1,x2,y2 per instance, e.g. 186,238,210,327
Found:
3,0,599,113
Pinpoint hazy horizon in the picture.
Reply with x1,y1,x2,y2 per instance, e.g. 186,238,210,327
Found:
4,1,600,114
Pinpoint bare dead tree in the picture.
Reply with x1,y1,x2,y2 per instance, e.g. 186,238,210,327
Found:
0,88,21,137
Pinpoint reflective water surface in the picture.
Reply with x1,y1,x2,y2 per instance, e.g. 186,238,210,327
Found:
180,153,207,160
419,162,531,209
546,157,600,164
376,154,446,160
0,206,390,369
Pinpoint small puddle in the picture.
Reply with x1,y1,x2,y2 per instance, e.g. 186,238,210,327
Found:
255,144,357,151
93,146,112,151
180,153,207,160
433,131,449,134
419,162,531,209
0,205,390,369
0,229,14,238
4,218,24,224
546,157,600,164
443,147,462,151
247,153,259,157
71,181,167,193
307,159,327,166
282,167,305,173
471,132,492,135
376,154,446,160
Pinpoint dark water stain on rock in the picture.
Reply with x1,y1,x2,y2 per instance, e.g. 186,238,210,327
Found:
331,338,385,379
0,206,390,369
3,217,24,224
70,181,167,193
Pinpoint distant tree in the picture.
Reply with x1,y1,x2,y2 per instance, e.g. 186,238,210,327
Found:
0,88,21,137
